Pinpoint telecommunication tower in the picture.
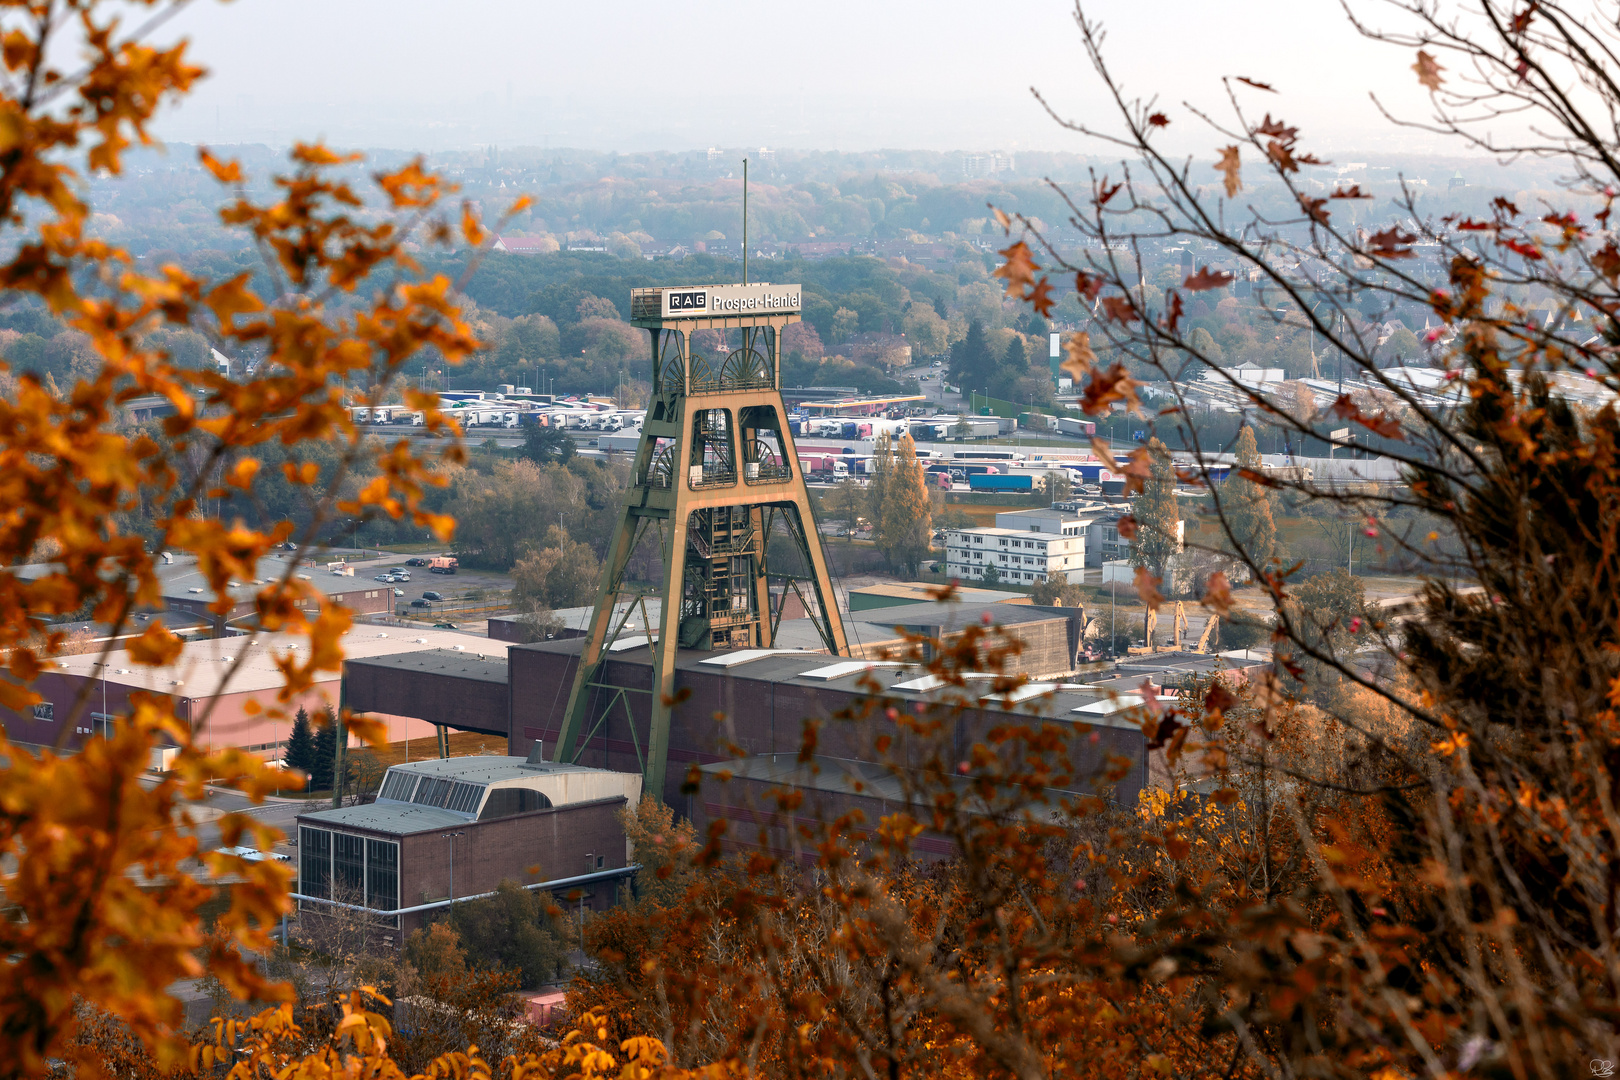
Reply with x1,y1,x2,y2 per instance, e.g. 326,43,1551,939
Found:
552,283,849,799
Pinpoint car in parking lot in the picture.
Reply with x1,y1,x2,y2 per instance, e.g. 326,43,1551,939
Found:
393,588,404,596
393,572,410,582
404,557,429,566
410,598,432,608
422,590,444,602
432,622,457,630
374,574,392,582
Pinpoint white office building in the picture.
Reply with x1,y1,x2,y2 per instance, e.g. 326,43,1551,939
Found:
945,526,1088,585
945,504,1184,585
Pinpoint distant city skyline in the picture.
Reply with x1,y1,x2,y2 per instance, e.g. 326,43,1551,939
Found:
150,0,1458,156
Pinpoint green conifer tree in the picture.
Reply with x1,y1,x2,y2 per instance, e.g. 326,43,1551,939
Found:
284,706,315,787
309,710,335,792
1223,425,1281,567
1129,437,1181,582
948,320,994,394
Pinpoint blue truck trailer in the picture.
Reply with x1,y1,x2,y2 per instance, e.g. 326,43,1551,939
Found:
968,473,1035,492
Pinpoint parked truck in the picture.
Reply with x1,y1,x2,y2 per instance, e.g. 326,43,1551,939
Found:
968,473,1034,492
1056,415,1098,437
428,556,459,575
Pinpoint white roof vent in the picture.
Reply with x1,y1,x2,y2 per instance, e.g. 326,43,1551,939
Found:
414,637,428,644
115,668,129,675
376,632,388,638
187,588,204,594
450,644,464,651
297,574,312,580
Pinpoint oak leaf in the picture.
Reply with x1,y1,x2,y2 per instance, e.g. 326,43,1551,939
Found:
1413,50,1445,90
1079,363,1141,417
126,622,184,667
1089,436,1117,468
1183,266,1234,292
1100,295,1137,324
993,240,1039,298
1215,145,1242,197
1134,565,1165,611
1147,111,1171,127
1062,332,1098,383
1366,226,1417,259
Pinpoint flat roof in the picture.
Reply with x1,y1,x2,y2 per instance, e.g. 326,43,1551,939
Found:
945,526,1082,539
297,801,471,836
42,626,511,698
699,753,1093,803
384,755,608,785
346,648,508,684
848,582,1029,604
519,632,1189,732
9,552,391,607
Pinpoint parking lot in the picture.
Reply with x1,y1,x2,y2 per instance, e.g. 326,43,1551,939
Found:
328,551,515,629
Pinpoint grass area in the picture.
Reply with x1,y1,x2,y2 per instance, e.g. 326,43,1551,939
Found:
378,541,451,555
353,730,504,769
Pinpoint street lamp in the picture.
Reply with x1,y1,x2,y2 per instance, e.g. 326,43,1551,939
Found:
441,831,464,903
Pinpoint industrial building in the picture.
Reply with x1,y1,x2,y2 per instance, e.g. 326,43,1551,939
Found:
0,626,507,760
9,551,394,638
296,754,640,939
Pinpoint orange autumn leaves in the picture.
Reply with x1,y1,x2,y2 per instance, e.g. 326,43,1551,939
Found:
0,3,507,1074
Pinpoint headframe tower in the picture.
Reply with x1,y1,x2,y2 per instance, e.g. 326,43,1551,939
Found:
552,283,849,800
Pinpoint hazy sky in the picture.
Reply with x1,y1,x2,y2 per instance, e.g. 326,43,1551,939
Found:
151,0,1445,155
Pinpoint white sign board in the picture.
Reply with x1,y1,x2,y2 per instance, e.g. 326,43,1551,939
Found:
660,283,801,318
1050,332,1061,358
1330,427,1350,441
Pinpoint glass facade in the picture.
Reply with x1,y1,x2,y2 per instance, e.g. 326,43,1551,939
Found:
297,826,398,916
334,832,365,900
378,770,416,802
479,787,552,821
299,826,331,899
366,839,398,911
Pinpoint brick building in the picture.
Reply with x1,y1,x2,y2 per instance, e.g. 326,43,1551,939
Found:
0,627,508,761
296,754,640,939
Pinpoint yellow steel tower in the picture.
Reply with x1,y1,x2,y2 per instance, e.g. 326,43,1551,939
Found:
552,283,849,799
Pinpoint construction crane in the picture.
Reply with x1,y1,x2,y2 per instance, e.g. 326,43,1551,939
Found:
1195,614,1219,653
1172,602,1188,650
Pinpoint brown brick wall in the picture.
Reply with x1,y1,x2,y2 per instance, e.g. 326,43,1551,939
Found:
343,661,508,736
300,797,630,941
508,644,1146,810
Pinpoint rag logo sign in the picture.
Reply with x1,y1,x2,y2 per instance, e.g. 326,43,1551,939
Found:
667,289,706,312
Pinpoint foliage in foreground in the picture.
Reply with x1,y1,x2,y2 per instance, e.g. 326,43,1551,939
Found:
10,0,1620,1078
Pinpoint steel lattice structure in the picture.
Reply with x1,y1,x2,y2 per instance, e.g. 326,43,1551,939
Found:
553,284,849,799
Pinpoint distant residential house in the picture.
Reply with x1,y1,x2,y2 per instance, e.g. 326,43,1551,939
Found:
844,331,911,368
791,241,855,259
491,235,557,255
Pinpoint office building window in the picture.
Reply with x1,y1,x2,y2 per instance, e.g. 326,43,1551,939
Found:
334,832,365,898
299,827,331,899
366,838,398,912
